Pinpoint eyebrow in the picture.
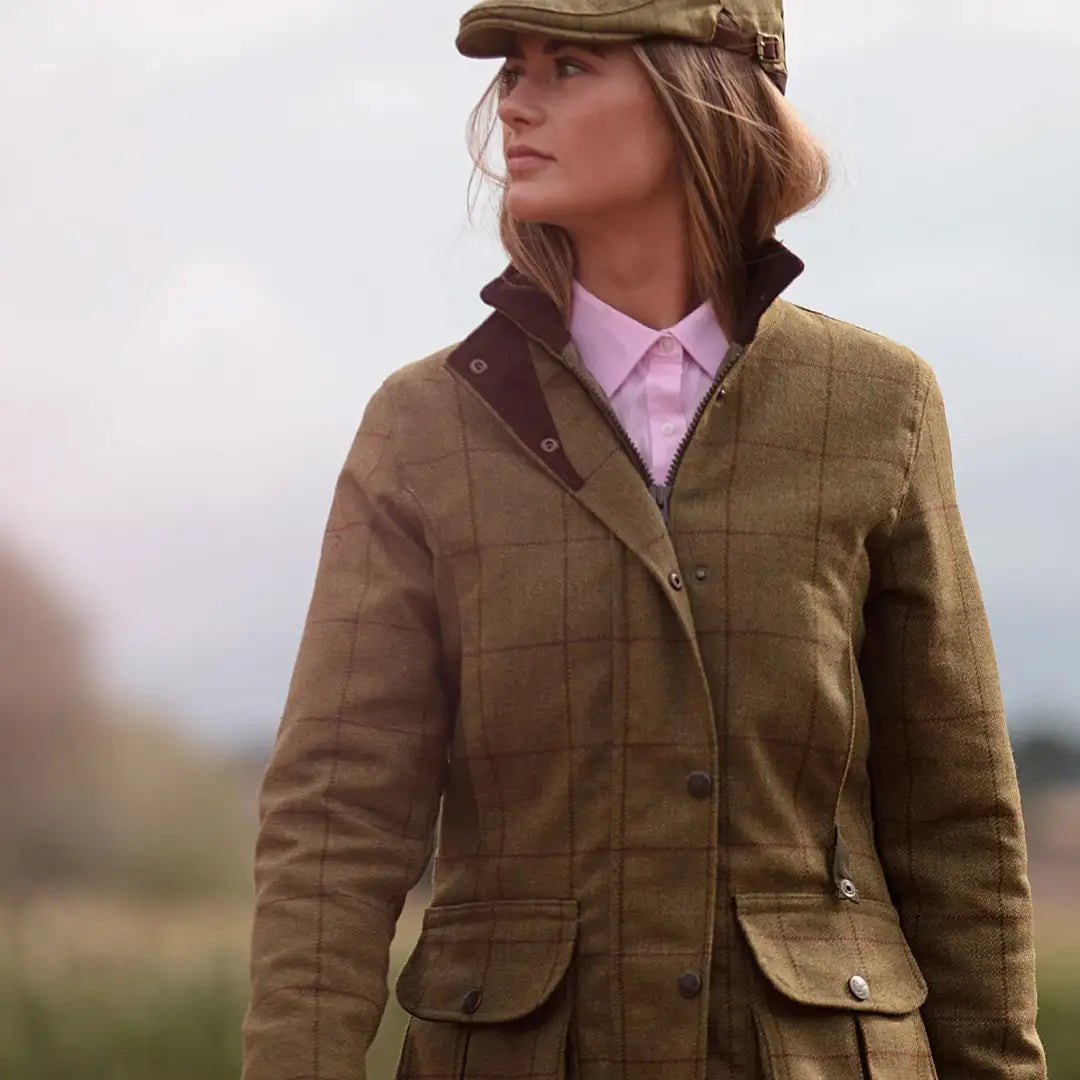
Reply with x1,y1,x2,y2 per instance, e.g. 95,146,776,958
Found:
503,38,606,59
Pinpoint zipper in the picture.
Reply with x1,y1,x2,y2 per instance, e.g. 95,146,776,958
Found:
568,341,747,526
562,356,663,506
658,341,746,523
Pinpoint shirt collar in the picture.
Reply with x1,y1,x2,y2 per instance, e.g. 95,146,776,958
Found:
568,279,730,397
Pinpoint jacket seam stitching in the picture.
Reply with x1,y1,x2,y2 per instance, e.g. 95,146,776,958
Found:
881,363,933,544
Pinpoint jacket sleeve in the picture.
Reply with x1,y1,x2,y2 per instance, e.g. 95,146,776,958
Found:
241,378,453,1080
860,365,1047,1078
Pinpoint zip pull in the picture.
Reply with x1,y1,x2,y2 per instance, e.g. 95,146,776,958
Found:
649,483,672,525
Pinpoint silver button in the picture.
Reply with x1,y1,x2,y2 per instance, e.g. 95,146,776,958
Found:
848,975,869,1001
668,571,683,591
540,437,560,453
838,878,859,901
468,358,488,375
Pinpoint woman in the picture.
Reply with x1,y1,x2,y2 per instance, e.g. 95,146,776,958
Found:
241,1,1047,1078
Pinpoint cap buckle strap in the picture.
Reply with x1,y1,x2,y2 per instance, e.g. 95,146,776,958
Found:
756,33,781,64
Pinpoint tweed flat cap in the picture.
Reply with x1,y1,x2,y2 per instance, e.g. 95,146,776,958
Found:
456,0,788,93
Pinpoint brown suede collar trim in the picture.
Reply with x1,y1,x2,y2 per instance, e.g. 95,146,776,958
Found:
444,239,804,493
474,237,803,355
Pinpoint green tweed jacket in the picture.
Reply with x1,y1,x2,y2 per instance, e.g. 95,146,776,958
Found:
241,242,1046,1080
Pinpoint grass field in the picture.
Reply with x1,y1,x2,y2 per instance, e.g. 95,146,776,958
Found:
0,890,1076,1080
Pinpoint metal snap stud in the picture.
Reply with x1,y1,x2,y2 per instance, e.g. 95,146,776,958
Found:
838,878,859,901
468,358,488,375
540,437,560,453
693,566,708,582
848,975,869,1002
668,572,683,591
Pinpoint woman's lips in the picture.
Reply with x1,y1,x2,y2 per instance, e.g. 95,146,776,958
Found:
506,153,553,174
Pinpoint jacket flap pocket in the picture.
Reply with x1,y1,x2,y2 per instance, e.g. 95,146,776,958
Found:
735,893,928,1015
394,898,579,1023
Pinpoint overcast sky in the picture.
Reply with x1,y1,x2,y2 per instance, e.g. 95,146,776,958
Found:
1,1,1077,750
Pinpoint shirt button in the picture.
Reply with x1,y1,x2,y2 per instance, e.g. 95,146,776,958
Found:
677,971,702,998
660,420,676,437
657,334,678,354
686,771,713,799
848,975,869,1002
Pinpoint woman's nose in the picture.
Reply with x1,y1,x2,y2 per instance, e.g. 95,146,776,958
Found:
497,84,543,129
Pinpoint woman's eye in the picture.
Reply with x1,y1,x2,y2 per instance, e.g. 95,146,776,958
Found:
555,57,587,76
498,67,521,91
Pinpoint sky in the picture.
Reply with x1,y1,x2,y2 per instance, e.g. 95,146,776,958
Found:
1,1,1077,750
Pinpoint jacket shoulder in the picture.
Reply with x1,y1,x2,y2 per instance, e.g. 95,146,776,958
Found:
381,341,461,396
772,300,936,395
363,341,468,467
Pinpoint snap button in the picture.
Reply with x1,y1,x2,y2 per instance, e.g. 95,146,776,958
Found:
461,988,483,1013
838,878,859,901
540,437,560,453
677,971,702,998
468,358,488,375
848,975,869,1002
686,771,712,799
693,566,708,582
668,571,683,591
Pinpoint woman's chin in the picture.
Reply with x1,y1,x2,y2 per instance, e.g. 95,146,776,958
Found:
506,186,572,227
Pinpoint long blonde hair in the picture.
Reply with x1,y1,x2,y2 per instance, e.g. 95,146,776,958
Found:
466,38,830,337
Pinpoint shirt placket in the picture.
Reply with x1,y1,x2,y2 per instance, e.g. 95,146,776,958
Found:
644,333,687,486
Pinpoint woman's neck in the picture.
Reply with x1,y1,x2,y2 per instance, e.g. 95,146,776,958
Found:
568,197,695,330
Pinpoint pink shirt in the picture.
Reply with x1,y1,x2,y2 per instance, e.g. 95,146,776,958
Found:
568,280,731,486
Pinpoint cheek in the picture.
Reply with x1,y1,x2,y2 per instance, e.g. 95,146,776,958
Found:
561,90,676,202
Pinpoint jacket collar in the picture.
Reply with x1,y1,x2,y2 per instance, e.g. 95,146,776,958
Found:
475,237,803,358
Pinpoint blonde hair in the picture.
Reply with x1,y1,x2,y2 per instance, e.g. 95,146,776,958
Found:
466,38,830,337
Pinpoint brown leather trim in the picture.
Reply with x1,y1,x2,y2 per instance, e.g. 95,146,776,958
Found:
445,310,586,493
708,25,787,94
733,239,805,345
480,240,803,354
708,25,757,54
480,267,571,357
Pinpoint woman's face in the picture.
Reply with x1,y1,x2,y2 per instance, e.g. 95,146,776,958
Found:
496,34,681,230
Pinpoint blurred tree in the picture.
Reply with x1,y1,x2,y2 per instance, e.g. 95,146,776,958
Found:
0,533,255,899
1012,722,1080,799
0,535,107,893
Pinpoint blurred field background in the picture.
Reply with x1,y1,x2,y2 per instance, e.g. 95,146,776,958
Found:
1,536,1079,1079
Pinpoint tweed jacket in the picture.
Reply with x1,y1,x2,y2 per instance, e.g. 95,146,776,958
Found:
241,241,1046,1080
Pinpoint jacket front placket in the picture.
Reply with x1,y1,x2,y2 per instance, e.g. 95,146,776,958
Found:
442,244,805,1078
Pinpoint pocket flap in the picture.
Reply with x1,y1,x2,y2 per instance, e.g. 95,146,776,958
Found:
735,893,928,1015
394,898,579,1023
